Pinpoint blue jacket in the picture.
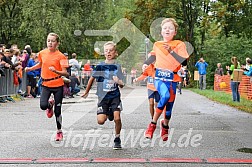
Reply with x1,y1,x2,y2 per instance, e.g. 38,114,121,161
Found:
195,61,208,75
26,59,37,77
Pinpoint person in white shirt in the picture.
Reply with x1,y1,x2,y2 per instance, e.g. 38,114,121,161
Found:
69,53,80,76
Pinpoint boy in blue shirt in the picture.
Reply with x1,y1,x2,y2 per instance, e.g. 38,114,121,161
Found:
82,41,124,149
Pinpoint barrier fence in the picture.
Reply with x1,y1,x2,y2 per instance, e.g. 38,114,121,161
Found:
0,69,27,97
214,74,252,100
0,68,134,98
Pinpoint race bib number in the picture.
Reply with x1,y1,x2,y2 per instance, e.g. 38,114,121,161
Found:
103,79,117,92
155,68,174,82
147,77,154,84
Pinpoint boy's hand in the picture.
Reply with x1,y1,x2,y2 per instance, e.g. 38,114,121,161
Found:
163,44,172,52
113,76,124,87
81,92,89,98
133,78,138,83
113,76,119,83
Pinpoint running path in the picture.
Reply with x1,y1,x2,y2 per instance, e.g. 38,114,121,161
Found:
0,87,251,166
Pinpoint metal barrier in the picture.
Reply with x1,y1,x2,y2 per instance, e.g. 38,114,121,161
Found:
0,69,27,97
0,67,135,98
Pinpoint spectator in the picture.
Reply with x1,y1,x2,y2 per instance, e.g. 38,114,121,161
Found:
130,67,137,85
177,65,185,94
69,73,80,97
226,57,241,102
183,65,191,87
0,52,6,77
195,57,208,90
34,55,42,97
12,50,24,93
2,49,21,70
63,53,71,76
20,50,30,69
122,67,127,84
82,60,92,88
25,45,32,56
26,53,37,98
11,44,19,51
243,59,252,79
0,44,5,52
62,53,71,98
69,53,80,77
215,63,224,76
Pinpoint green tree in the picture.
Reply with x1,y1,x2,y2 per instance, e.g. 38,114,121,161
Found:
0,0,22,45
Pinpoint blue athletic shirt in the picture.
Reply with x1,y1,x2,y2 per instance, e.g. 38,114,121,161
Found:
92,62,123,99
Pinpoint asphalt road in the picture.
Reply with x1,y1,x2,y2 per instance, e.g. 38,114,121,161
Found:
0,86,251,166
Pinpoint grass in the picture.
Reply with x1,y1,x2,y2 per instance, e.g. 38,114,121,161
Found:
189,88,252,114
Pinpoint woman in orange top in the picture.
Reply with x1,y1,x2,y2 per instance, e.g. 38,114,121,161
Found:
25,33,69,141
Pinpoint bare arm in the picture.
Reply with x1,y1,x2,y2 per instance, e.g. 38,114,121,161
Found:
82,76,95,98
25,62,42,72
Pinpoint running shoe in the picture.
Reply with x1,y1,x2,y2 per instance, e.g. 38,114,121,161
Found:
113,137,122,150
27,95,33,98
145,123,156,139
46,99,54,118
55,131,63,141
160,119,169,141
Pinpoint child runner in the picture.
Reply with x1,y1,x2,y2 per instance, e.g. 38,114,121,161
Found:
133,61,160,119
25,32,69,141
143,18,189,141
177,65,185,94
82,41,124,149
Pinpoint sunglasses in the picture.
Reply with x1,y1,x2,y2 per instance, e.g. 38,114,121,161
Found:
4,49,10,52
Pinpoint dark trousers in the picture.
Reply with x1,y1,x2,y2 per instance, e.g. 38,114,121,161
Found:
40,85,63,129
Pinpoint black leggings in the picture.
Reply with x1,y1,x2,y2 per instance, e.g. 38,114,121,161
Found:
40,85,63,130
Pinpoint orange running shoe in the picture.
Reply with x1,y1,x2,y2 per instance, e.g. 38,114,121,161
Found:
160,119,169,141
46,99,54,118
145,123,156,139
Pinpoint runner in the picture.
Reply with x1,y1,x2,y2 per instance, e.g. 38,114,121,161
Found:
133,59,160,119
82,41,125,149
25,32,69,141
143,18,189,141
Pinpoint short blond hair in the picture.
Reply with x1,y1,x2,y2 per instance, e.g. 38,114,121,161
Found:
161,18,179,32
104,41,116,50
48,32,60,42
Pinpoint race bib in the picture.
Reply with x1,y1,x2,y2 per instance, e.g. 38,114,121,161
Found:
155,68,174,82
103,79,117,92
147,77,154,84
